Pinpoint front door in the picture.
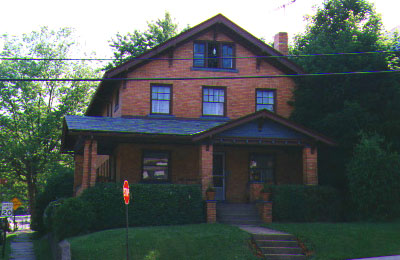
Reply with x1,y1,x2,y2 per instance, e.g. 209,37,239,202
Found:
213,153,225,201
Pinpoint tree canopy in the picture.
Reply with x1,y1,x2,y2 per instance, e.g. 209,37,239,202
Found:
106,12,185,70
0,27,99,213
290,0,400,188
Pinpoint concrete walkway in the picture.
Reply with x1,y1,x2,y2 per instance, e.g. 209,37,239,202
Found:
352,256,400,260
237,225,289,235
9,231,35,260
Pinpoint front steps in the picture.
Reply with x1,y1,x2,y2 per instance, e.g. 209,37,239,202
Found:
217,203,263,226
252,234,306,260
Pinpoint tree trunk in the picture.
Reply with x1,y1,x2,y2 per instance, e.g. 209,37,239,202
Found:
27,176,37,219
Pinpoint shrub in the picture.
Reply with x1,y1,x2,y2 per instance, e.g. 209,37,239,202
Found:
43,198,65,232
346,133,400,221
52,197,94,240
31,168,74,232
270,184,343,222
80,183,204,231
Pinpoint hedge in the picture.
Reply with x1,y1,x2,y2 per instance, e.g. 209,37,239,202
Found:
270,185,343,222
31,169,74,232
52,183,204,239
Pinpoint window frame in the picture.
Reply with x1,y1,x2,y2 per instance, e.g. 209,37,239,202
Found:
202,86,227,117
248,153,276,184
150,84,173,115
141,150,171,183
255,88,276,112
193,41,236,70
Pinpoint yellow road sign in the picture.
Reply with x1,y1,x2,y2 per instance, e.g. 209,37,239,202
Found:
11,198,22,210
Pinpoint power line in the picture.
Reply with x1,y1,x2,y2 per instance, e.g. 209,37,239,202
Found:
0,50,399,61
0,70,399,82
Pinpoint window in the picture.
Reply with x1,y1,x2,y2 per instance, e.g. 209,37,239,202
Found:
151,85,171,114
256,89,275,112
249,154,274,183
142,151,169,182
203,87,225,116
193,42,234,69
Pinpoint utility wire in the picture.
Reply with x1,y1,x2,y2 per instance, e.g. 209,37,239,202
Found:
0,50,399,61
1,70,399,82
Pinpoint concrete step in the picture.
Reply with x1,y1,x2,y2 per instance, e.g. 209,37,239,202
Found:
256,240,299,247
263,254,306,260
261,246,303,255
253,234,297,241
219,219,263,225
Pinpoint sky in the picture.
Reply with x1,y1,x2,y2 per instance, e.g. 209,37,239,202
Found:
0,0,399,58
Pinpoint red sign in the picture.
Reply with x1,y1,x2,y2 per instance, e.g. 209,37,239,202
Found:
123,180,130,205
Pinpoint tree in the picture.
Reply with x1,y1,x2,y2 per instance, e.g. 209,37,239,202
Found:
0,27,99,216
346,133,400,220
290,0,400,188
106,12,186,69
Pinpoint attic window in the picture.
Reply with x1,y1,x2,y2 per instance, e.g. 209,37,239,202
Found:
194,41,234,69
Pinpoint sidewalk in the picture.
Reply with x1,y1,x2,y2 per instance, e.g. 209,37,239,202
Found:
351,256,400,260
9,231,35,260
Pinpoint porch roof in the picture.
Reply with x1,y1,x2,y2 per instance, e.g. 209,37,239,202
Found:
64,115,228,136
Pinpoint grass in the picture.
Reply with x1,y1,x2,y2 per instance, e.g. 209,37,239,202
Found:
0,232,16,260
264,222,400,260
32,232,52,260
68,223,259,260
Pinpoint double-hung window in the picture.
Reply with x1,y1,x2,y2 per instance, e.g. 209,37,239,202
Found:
256,89,275,112
203,87,225,116
249,154,274,183
151,85,171,114
142,151,169,182
193,42,234,69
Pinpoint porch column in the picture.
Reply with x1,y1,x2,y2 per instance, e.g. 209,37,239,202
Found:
302,146,318,185
80,139,98,195
199,144,213,199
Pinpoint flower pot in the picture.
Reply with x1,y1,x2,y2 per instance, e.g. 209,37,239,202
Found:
206,191,216,200
261,192,271,201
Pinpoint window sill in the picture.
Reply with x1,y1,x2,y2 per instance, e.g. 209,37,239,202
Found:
147,114,175,118
191,67,239,73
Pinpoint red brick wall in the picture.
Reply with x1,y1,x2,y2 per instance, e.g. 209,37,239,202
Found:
199,144,213,198
303,147,318,185
116,30,295,119
79,139,97,195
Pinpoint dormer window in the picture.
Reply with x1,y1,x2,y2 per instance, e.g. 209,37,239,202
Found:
194,41,234,69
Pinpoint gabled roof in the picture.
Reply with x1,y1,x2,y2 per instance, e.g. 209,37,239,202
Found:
105,14,303,78
192,110,336,146
85,14,304,116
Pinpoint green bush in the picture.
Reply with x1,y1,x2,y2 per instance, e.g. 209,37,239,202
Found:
80,183,204,231
270,184,343,222
43,198,65,232
52,197,94,240
31,168,74,232
51,183,204,239
346,133,400,221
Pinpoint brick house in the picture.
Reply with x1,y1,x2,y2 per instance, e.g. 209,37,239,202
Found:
61,14,334,222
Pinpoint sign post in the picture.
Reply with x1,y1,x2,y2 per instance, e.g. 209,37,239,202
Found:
11,198,22,231
123,181,130,260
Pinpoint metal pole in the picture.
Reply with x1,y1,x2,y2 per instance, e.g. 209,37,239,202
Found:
126,204,129,260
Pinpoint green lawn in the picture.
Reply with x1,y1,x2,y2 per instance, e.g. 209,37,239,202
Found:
68,224,259,260
264,222,400,260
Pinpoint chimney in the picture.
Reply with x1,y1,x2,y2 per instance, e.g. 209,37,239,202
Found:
274,32,288,56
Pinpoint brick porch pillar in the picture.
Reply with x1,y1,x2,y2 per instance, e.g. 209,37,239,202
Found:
79,139,98,195
303,146,318,185
199,144,213,199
